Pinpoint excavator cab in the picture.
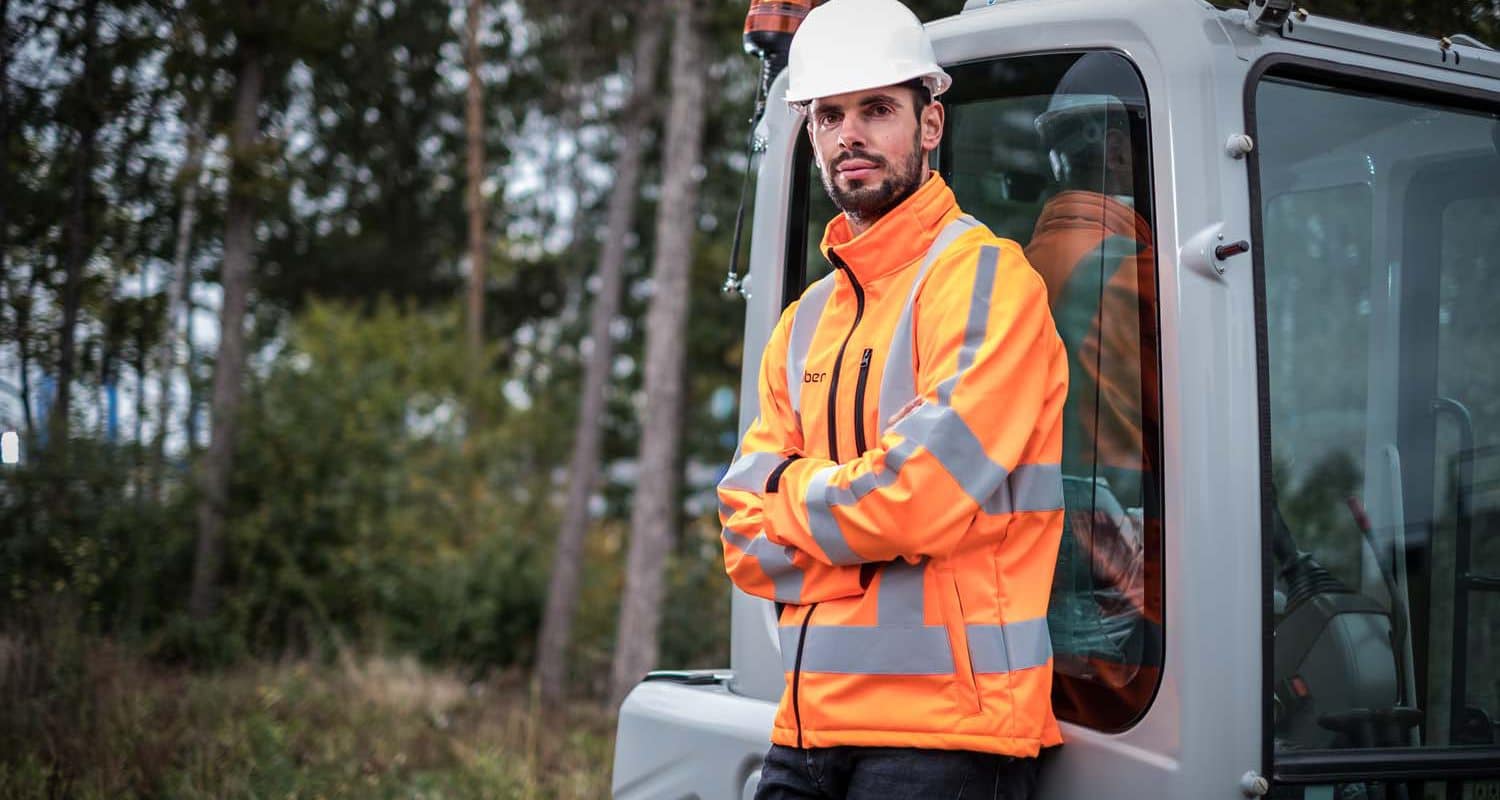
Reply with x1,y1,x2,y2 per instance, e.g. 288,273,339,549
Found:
612,1,1500,797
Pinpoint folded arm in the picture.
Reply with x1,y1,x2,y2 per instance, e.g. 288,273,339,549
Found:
718,303,868,604
763,242,1067,566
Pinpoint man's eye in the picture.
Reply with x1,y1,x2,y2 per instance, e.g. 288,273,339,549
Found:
868,104,893,117
818,113,841,127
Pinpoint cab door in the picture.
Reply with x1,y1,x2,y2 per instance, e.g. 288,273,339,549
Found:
1249,55,1500,799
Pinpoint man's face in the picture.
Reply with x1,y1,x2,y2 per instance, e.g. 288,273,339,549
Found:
806,86,944,229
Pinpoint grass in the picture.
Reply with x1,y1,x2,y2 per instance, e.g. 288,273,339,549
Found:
0,634,614,799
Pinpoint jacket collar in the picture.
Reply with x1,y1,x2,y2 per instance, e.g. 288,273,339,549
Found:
819,173,959,285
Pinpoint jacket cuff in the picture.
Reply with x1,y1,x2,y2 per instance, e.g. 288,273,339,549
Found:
764,454,801,493
763,456,844,560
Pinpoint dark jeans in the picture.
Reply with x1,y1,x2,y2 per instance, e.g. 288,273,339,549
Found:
755,743,1041,800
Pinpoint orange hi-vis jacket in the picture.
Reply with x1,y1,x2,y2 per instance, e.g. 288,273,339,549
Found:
718,175,1069,757
1024,190,1158,478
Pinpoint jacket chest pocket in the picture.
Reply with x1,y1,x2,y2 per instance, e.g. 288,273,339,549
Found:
852,347,874,454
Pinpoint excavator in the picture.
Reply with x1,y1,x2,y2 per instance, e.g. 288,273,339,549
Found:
613,1,1500,797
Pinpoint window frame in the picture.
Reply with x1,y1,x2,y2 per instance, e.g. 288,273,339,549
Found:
1245,52,1500,788
781,49,1168,734
783,134,815,311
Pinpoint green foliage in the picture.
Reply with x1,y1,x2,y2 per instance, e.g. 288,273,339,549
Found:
256,0,477,311
216,300,555,667
0,439,194,639
2,300,565,673
660,520,734,669
553,517,731,695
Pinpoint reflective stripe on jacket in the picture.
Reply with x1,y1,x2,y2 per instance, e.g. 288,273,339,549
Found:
718,175,1069,757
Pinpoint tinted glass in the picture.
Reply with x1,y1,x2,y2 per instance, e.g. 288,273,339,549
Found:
946,51,1162,732
1256,72,1500,768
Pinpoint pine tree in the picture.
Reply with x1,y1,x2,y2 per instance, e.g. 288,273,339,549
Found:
609,0,710,709
190,0,269,619
536,8,665,705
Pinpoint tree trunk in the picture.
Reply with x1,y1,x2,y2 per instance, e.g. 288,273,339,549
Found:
133,277,146,450
0,0,23,440
464,0,485,404
609,0,708,710
184,296,200,449
17,290,35,437
189,28,264,621
536,14,663,704
0,0,11,366
15,273,38,440
154,110,207,499
52,0,102,454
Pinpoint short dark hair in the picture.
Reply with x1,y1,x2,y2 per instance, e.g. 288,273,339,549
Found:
897,78,932,120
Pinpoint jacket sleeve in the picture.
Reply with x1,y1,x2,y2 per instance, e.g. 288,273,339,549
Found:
763,240,1068,566
717,302,868,604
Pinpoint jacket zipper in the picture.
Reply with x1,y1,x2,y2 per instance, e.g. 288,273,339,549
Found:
853,348,873,454
824,252,865,463
791,602,817,748
795,255,855,749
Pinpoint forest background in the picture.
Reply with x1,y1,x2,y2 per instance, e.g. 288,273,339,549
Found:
1,0,1495,797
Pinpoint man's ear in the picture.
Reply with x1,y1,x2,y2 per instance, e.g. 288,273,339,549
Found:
806,121,822,171
920,101,945,155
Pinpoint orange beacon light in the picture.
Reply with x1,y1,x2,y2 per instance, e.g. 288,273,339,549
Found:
743,1,821,64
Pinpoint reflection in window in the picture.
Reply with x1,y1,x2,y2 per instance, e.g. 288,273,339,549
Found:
1265,184,1374,594
947,51,1162,731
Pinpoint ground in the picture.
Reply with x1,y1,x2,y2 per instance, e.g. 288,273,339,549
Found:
0,637,614,799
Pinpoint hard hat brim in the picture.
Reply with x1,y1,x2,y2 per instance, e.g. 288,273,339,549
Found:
785,68,952,107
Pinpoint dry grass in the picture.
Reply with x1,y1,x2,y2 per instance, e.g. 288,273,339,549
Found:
0,634,614,799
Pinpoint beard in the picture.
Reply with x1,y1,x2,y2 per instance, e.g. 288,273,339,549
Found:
819,130,926,228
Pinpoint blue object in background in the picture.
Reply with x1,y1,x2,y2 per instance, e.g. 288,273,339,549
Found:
105,381,119,443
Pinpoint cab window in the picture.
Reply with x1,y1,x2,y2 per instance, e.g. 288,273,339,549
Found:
787,50,1164,732
1253,65,1500,788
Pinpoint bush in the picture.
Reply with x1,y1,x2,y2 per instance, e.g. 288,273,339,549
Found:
0,438,197,642
2,300,562,676
217,299,558,668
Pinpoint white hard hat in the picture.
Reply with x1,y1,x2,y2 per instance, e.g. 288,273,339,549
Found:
1034,54,1145,143
784,0,951,107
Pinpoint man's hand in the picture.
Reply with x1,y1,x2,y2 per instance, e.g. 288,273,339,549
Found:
884,396,923,435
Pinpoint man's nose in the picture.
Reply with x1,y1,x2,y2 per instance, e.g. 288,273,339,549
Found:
836,116,866,150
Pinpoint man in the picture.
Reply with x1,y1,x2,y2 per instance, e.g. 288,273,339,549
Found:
1024,53,1161,723
716,1,1069,796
